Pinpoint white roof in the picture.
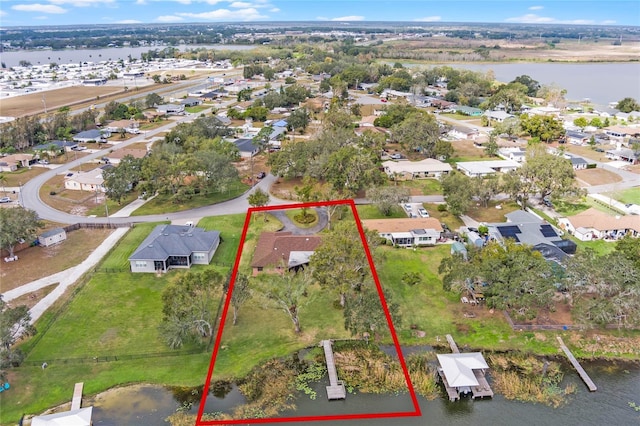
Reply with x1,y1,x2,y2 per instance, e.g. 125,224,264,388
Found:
32,407,93,426
382,158,452,174
437,353,489,387
456,159,520,175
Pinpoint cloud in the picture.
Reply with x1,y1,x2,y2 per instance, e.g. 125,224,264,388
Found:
505,14,595,25
331,15,364,21
49,0,115,6
12,3,67,14
0,10,6,17
116,19,142,24
157,14,185,22
415,16,441,22
528,6,544,11
601,19,616,25
230,1,252,7
178,7,267,20
269,7,279,12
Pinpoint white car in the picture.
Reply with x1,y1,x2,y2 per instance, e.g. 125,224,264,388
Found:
0,196,11,203
418,208,429,218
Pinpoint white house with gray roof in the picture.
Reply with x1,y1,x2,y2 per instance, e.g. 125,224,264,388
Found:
129,224,220,273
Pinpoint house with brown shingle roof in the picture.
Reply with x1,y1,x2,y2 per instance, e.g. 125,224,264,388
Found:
362,218,443,247
558,208,640,241
105,148,148,165
251,232,322,275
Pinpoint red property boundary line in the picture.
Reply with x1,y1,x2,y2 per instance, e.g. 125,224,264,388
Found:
196,199,421,424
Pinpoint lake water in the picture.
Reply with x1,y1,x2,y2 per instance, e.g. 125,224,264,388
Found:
0,44,256,68
90,358,640,425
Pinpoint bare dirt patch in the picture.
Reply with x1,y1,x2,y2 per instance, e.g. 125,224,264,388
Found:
0,86,121,117
575,168,623,186
7,283,58,310
233,154,269,186
0,228,113,290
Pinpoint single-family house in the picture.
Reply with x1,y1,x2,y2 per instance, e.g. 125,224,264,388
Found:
558,208,640,241
104,120,140,134
33,140,78,154
73,129,109,143
0,153,34,172
39,227,67,247
430,99,456,110
128,224,220,273
251,232,322,275
104,148,148,165
606,147,639,165
497,147,527,163
566,155,589,170
156,104,185,115
486,210,576,262
456,159,520,177
362,218,443,247
64,166,108,192
233,138,260,158
382,158,452,180
455,106,483,116
273,119,288,128
565,130,591,145
448,126,478,141
181,97,202,107
483,110,514,123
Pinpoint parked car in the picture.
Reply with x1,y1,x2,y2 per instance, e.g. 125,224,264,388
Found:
418,208,430,218
403,203,412,212
38,159,49,165
390,153,402,159
0,196,11,203
256,171,266,179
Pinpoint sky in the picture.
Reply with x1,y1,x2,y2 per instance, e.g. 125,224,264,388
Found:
0,0,639,27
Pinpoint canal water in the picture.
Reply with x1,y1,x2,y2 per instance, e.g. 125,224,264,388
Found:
90,359,640,425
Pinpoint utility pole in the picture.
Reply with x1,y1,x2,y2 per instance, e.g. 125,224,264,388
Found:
42,94,48,114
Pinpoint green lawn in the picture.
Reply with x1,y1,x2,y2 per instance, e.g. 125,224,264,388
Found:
607,187,640,205
356,204,407,220
132,182,249,216
553,197,591,217
396,179,442,195
185,105,209,114
197,214,248,267
99,222,165,270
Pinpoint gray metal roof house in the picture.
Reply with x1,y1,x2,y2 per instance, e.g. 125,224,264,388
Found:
129,224,220,273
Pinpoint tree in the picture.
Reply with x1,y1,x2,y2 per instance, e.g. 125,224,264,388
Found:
573,117,588,130
343,283,400,339
565,249,640,328
472,175,501,208
1,295,35,374
439,239,556,320
440,171,473,216
366,185,410,216
537,84,567,109
483,82,528,113
103,155,142,204
247,188,270,221
0,207,43,258
287,108,310,134
492,117,520,141
616,97,640,113
255,269,313,334
614,235,640,272
311,221,381,307
145,92,163,109
391,111,440,156
511,75,540,97
485,133,499,157
230,273,251,326
515,146,582,204
519,114,564,143
160,269,224,349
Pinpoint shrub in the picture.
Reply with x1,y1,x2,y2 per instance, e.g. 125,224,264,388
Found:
437,204,447,212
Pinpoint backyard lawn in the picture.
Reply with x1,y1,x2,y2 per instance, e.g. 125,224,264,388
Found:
608,187,640,205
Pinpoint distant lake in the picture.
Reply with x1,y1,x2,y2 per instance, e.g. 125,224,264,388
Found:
423,62,640,108
0,44,257,68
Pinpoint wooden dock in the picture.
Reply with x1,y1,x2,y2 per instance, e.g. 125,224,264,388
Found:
437,367,460,401
446,334,460,353
71,382,84,411
556,336,597,392
320,340,346,400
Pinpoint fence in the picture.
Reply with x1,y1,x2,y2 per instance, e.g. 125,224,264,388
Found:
63,222,133,232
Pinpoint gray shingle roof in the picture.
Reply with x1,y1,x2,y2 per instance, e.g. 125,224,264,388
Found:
129,225,220,261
